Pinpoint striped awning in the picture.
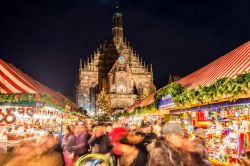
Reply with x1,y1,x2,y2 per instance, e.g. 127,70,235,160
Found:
0,59,38,93
177,41,250,88
0,59,74,106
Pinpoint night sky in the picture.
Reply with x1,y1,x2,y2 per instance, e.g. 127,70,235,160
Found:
0,0,249,99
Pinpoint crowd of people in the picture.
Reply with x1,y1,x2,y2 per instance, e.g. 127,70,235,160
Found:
1,120,250,166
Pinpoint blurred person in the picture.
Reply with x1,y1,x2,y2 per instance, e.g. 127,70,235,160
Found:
73,125,88,157
152,120,162,137
115,131,154,166
88,126,112,154
106,124,113,135
129,124,138,132
109,126,128,165
40,132,58,154
140,122,209,166
5,133,63,166
241,150,250,165
112,122,123,129
192,128,211,166
0,149,12,165
62,126,76,166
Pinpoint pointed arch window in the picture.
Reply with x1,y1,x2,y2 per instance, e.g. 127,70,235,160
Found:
138,83,143,96
117,77,126,93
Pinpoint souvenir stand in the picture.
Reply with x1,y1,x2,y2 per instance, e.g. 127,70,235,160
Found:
168,98,250,165
157,41,250,165
0,59,76,152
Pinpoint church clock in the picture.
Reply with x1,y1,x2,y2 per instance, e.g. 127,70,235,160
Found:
118,55,125,64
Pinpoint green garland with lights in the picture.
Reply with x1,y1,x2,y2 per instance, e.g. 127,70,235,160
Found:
173,72,250,108
119,72,250,118
154,82,184,102
0,93,65,110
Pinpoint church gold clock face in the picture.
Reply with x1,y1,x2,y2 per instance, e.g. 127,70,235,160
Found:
118,55,125,64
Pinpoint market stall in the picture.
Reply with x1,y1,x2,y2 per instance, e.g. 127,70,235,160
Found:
0,59,77,152
156,41,250,165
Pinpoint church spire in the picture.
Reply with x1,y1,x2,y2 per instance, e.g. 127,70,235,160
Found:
116,1,119,10
150,64,154,82
79,58,82,69
150,64,153,72
112,1,123,46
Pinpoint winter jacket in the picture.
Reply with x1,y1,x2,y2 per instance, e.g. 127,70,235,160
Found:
74,133,88,156
62,134,76,153
89,134,112,154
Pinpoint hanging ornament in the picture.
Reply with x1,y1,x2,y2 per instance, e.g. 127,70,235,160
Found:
26,108,35,117
15,94,20,100
235,112,240,117
6,107,15,114
183,112,189,120
35,93,41,100
17,107,25,114
191,112,196,118
0,109,5,123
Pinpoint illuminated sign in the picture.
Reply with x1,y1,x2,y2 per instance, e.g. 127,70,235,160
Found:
158,95,175,109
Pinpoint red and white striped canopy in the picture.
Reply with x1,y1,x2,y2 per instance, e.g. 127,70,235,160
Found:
177,41,250,88
0,59,68,103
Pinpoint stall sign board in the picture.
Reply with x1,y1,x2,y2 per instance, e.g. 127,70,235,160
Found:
36,102,44,108
158,95,175,109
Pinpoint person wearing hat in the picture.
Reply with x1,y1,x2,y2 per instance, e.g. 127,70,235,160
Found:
192,128,211,166
194,128,207,140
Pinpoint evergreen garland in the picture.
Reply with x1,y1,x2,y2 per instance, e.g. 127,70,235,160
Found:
117,72,250,118
0,93,64,110
173,72,250,108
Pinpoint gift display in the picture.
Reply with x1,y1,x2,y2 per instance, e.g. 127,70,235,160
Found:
0,106,64,151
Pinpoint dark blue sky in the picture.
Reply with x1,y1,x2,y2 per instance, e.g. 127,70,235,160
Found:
0,0,249,99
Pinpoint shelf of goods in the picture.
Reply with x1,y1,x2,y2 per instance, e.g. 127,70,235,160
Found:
0,106,63,153
196,108,250,165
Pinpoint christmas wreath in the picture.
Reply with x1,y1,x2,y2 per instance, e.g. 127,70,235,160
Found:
6,107,15,113
4,113,16,124
26,108,35,117
17,108,25,114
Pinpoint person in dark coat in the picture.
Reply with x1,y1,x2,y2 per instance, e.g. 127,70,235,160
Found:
73,125,88,157
150,122,212,166
116,132,152,166
88,126,112,154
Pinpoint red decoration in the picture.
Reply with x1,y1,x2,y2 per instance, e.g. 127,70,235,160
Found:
17,108,25,114
35,93,41,100
26,108,35,117
6,107,15,114
15,94,20,100
0,112,4,123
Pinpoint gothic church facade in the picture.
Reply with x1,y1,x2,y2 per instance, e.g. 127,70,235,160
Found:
76,7,156,114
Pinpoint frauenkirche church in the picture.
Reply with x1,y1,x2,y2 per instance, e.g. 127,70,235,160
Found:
76,5,156,114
